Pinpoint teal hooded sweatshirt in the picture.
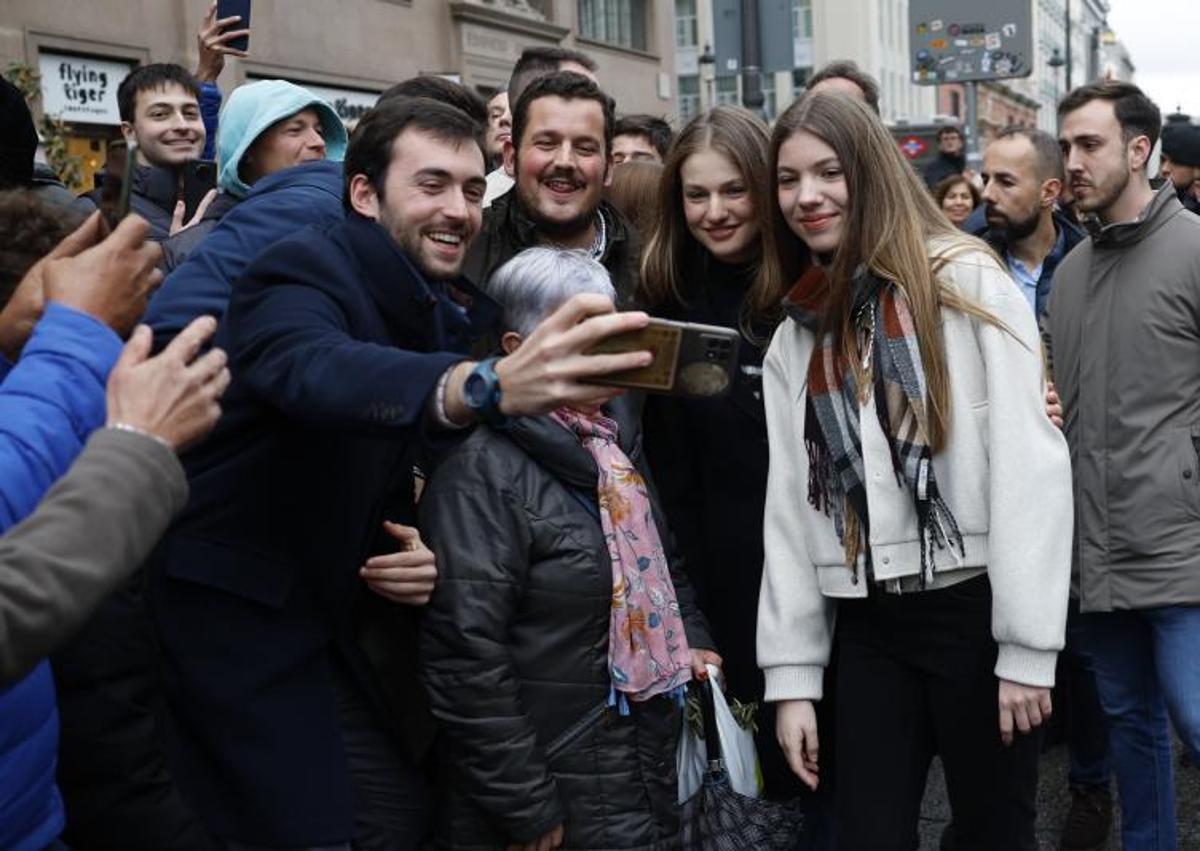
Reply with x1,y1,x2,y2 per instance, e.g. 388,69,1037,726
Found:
216,79,349,198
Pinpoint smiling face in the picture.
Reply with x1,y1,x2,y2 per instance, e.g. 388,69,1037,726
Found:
241,108,328,185
776,129,849,256
122,83,205,168
352,127,486,281
506,95,610,244
680,147,759,264
940,179,976,226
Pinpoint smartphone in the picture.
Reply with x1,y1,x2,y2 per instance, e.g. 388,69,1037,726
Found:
585,318,740,398
216,0,251,52
181,159,218,223
100,141,137,230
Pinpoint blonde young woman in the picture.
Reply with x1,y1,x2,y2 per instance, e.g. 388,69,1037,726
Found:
756,93,1073,850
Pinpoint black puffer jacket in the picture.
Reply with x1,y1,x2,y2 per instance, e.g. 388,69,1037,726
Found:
420,401,714,851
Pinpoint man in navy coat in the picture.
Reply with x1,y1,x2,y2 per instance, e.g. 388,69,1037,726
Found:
150,96,652,849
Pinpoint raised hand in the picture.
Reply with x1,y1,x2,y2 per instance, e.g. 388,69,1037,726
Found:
195,0,250,82
43,213,163,338
105,317,229,452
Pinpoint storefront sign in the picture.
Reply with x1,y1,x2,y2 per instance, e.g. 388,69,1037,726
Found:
39,52,133,125
303,83,380,124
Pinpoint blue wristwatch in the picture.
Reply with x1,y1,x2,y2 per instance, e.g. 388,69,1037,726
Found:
463,356,507,427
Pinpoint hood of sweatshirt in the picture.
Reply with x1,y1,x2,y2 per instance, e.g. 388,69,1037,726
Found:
216,79,348,199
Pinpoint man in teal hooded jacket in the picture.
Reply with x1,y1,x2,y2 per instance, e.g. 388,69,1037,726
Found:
159,78,349,273
149,81,351,350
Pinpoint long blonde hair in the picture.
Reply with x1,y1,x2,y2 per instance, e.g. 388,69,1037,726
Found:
761,93,1005,451
638,106,780,329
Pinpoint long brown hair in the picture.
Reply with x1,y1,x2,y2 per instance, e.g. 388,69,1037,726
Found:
761,93,1006,451
604,160,663,239
638,106,779,328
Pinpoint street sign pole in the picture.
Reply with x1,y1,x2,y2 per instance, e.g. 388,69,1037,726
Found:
740,0,765,116
965,79,980,162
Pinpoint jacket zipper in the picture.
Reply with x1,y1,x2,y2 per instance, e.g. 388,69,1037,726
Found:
545,701,609,760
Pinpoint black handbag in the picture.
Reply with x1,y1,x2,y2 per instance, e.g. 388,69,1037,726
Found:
679,680,806,851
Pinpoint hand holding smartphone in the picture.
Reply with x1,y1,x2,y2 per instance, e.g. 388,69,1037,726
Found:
181,160,218,223
585,318,740,398
99,142,138,231
214,0,252,52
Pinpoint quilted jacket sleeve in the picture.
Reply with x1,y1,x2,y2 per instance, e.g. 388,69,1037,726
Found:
0,303,121,528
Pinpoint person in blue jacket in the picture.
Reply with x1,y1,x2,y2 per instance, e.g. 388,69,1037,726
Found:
0,213,163,851
159,79,348,273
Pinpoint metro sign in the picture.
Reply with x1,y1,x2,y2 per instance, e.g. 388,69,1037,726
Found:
899,135,928,159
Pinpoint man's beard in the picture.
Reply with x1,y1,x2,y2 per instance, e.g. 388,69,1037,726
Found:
988,203,1041,242
516,167,598,243
1075,163,1130,215
380,209,461,282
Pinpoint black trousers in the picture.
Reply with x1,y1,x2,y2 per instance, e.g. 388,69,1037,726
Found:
832,575,1041,851
334,667,429,851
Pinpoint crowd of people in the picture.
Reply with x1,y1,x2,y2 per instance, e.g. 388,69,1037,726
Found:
1,6,1199,850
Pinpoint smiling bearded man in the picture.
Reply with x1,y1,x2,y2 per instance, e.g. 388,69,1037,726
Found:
463,71,642,306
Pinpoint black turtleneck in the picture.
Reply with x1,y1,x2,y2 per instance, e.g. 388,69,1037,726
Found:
641,253,767,695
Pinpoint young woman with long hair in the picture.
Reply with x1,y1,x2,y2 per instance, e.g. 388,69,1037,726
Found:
756,92,1073,850
637,105,824,824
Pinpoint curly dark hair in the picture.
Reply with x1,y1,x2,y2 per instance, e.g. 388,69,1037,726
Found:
0,190,82,308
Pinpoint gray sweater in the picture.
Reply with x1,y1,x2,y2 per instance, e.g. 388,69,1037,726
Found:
0,428,187,685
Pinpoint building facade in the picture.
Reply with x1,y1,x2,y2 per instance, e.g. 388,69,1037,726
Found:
674,0,940,128
936,81,1040,142
1,0,677,189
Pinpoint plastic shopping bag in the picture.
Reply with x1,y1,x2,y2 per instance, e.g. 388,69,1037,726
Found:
677,664,761,803
678,668,805,850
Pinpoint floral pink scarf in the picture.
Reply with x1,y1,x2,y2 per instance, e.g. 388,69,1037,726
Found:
552,408,693,710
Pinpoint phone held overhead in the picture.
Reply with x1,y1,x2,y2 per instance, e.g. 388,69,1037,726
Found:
216,0,252,52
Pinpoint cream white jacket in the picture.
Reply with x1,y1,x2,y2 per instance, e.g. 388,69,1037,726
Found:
756,245,1073,702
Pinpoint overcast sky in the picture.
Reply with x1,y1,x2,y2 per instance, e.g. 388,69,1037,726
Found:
1106,0,1199,120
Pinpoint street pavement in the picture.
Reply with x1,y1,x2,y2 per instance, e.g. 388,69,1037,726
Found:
917,739,1200,849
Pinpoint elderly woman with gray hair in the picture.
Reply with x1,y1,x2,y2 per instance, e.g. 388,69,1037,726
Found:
420,247,720,851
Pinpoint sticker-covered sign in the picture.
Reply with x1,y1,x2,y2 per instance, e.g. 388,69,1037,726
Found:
909,0,1032,84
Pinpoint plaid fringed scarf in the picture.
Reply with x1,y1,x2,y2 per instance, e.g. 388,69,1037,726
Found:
783,266,964,585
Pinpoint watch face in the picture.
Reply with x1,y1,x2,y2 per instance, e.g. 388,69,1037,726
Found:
463,370,489,410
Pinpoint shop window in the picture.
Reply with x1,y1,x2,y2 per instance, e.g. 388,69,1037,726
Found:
578,0,647,51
